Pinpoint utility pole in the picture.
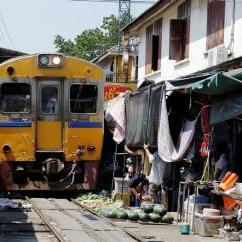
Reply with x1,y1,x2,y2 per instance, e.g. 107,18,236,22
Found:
118,0,131,51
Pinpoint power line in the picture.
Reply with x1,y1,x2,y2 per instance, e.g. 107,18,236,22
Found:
70,0,156,4
0,11,15,49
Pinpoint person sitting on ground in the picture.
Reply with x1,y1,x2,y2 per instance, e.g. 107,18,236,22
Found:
213,141,229,181
129,173,149,207
144,144,171,207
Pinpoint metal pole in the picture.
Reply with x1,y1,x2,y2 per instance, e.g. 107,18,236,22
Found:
176,182,182,223
191,184,198,232
181,183,186,224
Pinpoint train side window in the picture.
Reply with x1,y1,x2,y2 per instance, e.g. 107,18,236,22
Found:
70,84,97,113
1,83,31,113
41,86,58,114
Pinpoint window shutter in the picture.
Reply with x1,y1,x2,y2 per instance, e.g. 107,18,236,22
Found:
145,24,153,74
184,17,190,58
206,0,225,50
169,19,186,60
154,19,162,70
152,35,159,71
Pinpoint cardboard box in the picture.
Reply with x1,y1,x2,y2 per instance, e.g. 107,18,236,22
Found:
112,191,130,207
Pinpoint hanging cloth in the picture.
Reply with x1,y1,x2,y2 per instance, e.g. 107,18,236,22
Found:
199,100,211,158
105,92,129,144
157,87,197,162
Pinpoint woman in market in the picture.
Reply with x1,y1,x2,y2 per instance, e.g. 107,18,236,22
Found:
143,144,171,207
129,173,149,207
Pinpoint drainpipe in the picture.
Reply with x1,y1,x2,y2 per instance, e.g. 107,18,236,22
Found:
228,0,236,55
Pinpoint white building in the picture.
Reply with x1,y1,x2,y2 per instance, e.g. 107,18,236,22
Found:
123,0,242,87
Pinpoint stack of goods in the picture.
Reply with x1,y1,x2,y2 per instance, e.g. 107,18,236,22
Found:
101,203,174,224
194,208,224,237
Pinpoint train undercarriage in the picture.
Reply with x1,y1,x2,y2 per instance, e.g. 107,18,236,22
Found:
0,152,100,191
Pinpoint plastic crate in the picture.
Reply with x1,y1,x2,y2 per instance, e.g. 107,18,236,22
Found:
194,213,224,237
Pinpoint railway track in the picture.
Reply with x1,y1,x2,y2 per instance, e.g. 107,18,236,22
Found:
0,197,137,242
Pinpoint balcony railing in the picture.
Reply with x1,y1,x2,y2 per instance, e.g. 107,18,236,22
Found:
105,72,136,83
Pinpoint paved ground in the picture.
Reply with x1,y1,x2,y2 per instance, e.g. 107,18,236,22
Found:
103,210,228,242
112,219,228,242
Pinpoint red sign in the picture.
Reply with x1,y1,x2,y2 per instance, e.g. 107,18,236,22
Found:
104,85,131,101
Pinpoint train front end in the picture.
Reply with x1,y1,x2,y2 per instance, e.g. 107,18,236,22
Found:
0,53,104,190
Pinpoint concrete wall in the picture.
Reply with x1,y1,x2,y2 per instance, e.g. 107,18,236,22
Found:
137,0,242,86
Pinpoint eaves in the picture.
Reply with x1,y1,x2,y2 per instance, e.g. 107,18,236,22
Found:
122,0,177,35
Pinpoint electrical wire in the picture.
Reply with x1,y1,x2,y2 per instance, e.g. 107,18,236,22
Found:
70,0,156,4
0,11,15,49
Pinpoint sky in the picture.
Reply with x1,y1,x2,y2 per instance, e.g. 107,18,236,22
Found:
0,0,152,54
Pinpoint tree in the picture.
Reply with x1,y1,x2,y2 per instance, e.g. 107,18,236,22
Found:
54,14,131,61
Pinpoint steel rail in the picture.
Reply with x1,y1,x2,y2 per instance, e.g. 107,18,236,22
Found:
71,199,142,242
25,196,67,242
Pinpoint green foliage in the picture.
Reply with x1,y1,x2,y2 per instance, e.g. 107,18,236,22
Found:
75,192,103,201
54,14,131,61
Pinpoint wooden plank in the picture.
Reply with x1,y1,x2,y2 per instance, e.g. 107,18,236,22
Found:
49,199,79,210
0,223,49,232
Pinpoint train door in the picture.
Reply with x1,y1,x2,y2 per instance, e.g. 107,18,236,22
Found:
36,80,63,151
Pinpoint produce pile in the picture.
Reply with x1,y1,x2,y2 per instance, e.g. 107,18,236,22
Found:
75,193,121,215
75,194,174,224
101,204,174,224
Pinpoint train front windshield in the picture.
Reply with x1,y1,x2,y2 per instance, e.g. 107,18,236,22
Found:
70,84,97,113
0,83,31,113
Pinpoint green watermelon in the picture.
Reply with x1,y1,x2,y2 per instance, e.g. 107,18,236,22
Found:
149,213,161,223
138,212,150,222
128,212,139,221
116,210,128,219
153,204,167,217
161,214,174,224
143,204,154,214
101,209,117,218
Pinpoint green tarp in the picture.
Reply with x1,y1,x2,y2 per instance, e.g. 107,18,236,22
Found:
191,68,242,95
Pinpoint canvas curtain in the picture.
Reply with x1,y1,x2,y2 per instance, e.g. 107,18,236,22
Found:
210,91,242,125
125,88,150,146
157,87,197,162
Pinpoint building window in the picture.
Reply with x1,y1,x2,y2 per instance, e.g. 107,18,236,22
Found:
70,84,97,113
206,0,225,50
169,0,191,61
145,19,162,74
1,83,31,113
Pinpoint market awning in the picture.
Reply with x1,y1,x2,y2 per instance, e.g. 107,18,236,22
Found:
210,91,242,125
191,68,242,95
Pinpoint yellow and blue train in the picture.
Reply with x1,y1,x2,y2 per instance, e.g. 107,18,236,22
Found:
0,53,104,190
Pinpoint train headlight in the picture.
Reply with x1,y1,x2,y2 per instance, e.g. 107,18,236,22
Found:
52,56,61,65
37,54,64,68
39,55,49,66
